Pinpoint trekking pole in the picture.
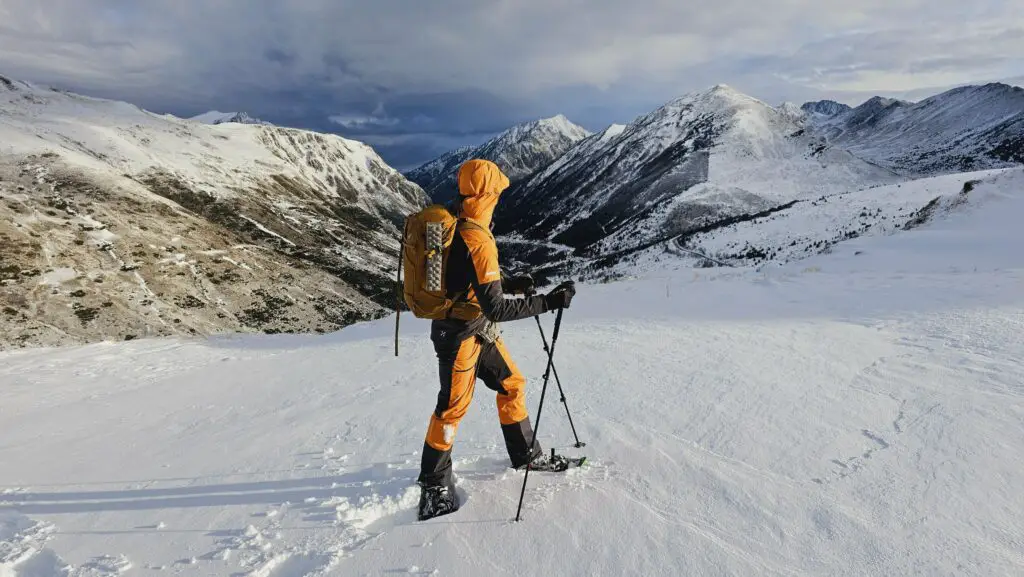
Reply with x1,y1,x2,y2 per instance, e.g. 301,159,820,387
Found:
524,282,585,448
531,313,585,448
515,307,564,522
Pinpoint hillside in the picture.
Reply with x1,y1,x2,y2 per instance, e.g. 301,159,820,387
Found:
808,83,1024,174
586,168,1021,279
0,75,427,349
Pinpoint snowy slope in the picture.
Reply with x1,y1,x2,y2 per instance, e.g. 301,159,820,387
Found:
0,75,427,349
809,83,1024,175
405,115,591,203
497,85,900,255
1,168,1022,576
586,169,1020,280
190,111,272,126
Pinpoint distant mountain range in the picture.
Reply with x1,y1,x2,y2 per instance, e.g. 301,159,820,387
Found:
495,84,900,258
404,115,591,203
435,82,1022,274
805,83,1024,174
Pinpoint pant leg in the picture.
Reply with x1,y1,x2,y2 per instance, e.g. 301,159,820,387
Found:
477,337,542,468
418,335,481,487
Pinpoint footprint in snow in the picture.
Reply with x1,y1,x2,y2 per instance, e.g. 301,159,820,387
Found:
812,429,891,485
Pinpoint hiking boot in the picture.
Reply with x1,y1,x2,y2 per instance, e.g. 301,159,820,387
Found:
417,483,460,521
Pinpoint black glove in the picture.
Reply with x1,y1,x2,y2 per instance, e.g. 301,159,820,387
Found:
503,273,535,296
544,280,576,310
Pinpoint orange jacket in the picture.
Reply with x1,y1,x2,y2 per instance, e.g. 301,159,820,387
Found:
435,160,549,341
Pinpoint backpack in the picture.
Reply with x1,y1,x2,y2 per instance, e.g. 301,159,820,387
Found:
393,204,484,355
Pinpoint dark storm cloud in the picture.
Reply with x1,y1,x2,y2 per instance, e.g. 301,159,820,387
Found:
264,48,297,67
0,0,1021,168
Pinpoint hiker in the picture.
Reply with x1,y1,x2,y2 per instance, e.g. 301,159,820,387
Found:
416,159,576,520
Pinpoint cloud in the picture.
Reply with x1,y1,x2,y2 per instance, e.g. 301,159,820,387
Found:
0,0,1021,168
329,115,400,130
330,102,400,130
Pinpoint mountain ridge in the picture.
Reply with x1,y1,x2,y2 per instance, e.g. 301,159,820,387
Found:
495,83,900,262
191,110,272,126
405,115,591,202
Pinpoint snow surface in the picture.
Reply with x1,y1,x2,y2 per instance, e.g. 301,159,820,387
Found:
604,168,1017,275
2,169,1022,575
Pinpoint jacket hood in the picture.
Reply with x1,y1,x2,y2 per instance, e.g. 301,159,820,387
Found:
457,159,509,228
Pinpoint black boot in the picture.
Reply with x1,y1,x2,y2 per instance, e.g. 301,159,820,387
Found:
417,482,460,521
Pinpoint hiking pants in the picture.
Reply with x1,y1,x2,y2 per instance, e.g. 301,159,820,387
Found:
418,333,541,487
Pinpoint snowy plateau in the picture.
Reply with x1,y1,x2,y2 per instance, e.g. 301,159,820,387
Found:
1,72,1024,576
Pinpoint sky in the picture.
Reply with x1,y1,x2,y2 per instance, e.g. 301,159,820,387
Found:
0,1,1022,170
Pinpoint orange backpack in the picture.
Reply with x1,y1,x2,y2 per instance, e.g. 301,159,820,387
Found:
394,204,483,355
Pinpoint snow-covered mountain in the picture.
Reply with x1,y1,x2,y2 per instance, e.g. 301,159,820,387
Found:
401,145,475,200
405,115,591,203
801,99,852,118
190,110,272,126
496,85,899,261
0,75,427,349
807,83,1024,175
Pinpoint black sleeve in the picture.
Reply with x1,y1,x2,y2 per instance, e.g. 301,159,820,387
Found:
472,277,548,323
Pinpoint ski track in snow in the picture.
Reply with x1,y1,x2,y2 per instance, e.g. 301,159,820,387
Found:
2,174,1024,575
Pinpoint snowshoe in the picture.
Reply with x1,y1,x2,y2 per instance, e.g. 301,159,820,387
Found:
417,483,460,521
518,449,586,472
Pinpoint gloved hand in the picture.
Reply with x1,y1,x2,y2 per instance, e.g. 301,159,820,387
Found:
503,273,535,296
544,280,576,310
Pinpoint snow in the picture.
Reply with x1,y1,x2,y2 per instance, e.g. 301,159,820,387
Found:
37,268,78,286
190,111,270,126
190,111,243,124
239,215,297,246
505,83,904,254
600,123,626,142
0,78,421,215
2,168,1023,575
683,169,1018,267
808,83,1024,176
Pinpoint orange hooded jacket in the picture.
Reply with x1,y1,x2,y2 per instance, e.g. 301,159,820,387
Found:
436,159,549,340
